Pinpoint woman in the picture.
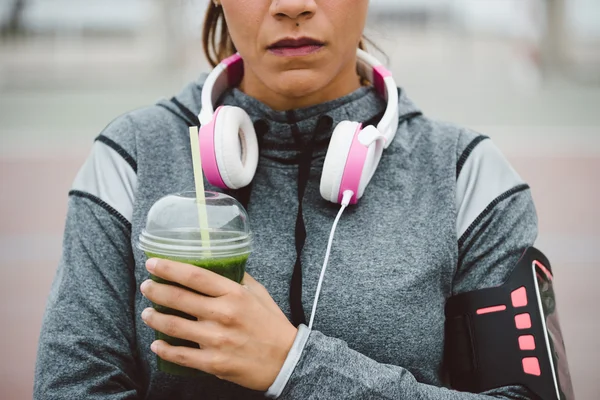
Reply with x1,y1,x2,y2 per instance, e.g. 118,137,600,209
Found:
34,1,567,399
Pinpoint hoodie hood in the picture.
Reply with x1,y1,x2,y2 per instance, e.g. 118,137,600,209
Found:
157,73,421,164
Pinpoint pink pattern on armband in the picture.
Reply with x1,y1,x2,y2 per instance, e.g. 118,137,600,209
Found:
515,313,532,329
476,305,507,315
511,287,528,308
523,357,541,376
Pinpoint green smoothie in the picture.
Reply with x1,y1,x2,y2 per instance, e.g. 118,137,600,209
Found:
144,252,249,377
138,190,253,377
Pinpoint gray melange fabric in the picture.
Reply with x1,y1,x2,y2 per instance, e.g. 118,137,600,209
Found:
34,73,540,399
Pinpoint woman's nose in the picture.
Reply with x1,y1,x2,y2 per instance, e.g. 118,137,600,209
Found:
270,0,317,21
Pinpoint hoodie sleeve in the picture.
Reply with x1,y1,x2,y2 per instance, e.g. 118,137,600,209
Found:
265,134,544,399
33,117,141,399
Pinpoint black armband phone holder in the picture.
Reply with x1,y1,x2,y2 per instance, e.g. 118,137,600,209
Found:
444,247,574,399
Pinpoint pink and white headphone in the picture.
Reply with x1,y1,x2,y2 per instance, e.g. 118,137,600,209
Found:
197,48,399,205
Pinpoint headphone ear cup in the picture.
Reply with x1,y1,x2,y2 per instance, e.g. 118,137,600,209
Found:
213,106,259,190
199,105,258,189
320,121,360,203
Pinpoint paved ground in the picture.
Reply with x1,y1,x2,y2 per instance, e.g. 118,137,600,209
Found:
0,24,598,399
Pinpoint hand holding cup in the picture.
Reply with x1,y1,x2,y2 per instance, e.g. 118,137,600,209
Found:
140,257,298,391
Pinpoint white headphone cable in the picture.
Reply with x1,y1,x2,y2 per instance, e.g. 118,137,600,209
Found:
308,190,354,330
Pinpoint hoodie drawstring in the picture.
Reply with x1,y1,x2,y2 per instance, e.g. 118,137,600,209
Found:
289,115,334,327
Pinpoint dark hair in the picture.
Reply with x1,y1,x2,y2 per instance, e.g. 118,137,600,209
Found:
202,3,370,68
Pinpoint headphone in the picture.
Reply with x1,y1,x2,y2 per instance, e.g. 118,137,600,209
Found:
197,48,399,205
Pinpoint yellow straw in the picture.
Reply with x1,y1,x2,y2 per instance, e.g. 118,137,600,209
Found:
189,126,211,255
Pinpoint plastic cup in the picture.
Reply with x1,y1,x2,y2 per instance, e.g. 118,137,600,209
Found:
138,191,252,376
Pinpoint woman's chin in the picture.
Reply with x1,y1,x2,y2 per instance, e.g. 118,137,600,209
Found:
270,71,331,100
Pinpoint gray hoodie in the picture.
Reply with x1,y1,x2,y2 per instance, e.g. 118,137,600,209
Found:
34,73,539,399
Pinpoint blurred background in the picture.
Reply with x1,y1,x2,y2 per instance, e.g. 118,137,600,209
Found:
0,0,598,398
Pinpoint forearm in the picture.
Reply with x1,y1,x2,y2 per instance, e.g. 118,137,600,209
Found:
35,322,140,400
270,327,533,400
34,196,140,399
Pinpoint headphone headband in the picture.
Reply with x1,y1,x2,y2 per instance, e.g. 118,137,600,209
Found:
199,49,400,146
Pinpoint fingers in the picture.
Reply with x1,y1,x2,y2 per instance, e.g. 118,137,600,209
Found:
141,307,203,344
141,279,249,327
142,306,244,351
146,258,237,297
150,339,236,379
140,279,218,319
150,339,209,374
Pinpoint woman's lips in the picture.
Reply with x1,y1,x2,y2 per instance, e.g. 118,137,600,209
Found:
267,37,324,57
268,45,323,57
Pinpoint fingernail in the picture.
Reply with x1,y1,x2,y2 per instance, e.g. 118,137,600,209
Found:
141,308,151,320
140,280,150,293
151,341,158,353
146,258,157,272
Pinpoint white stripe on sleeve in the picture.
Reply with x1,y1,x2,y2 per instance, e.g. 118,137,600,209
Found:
71,140,137,223
456,139,525,240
